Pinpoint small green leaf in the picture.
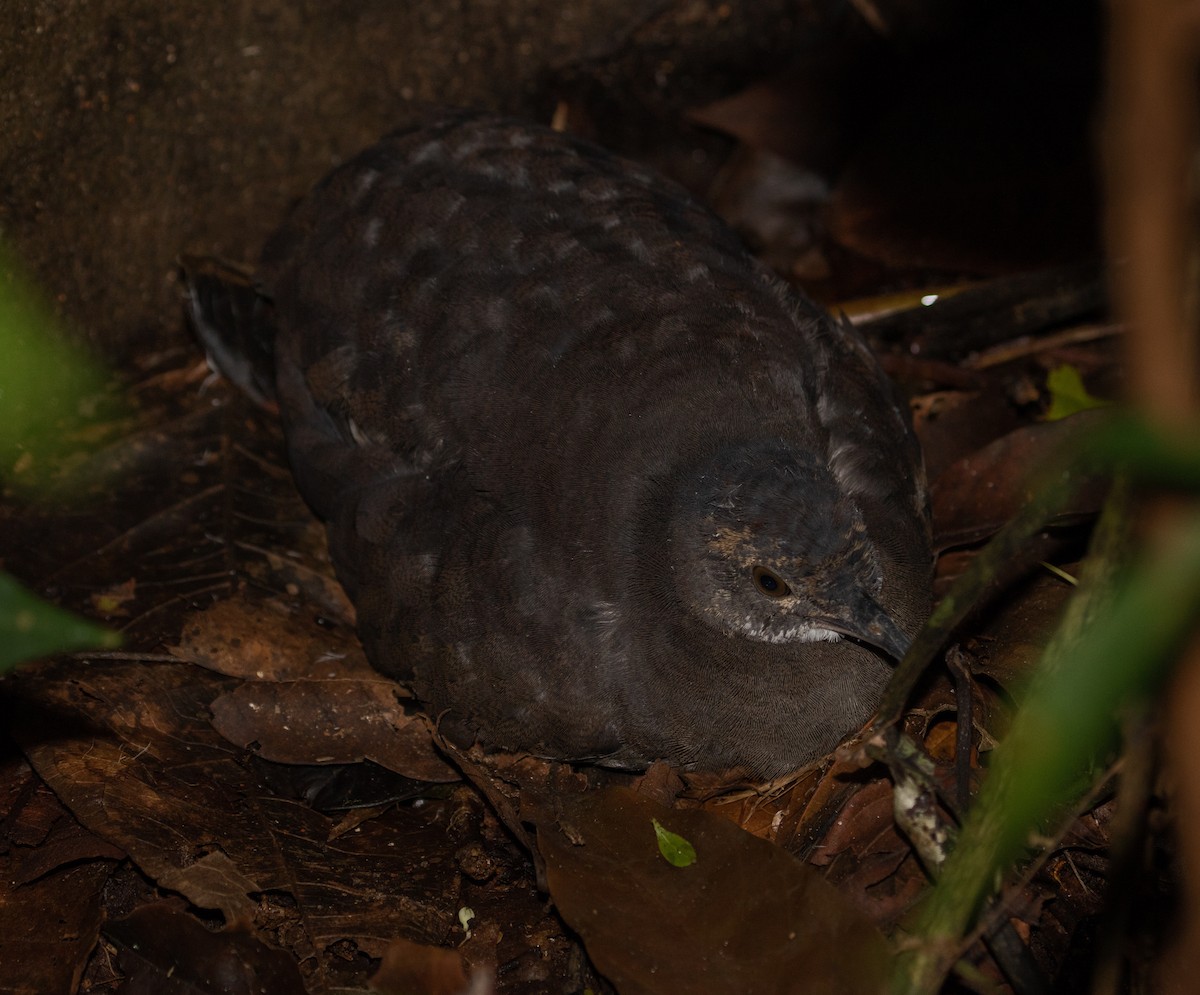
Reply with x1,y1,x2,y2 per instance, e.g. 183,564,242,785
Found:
651,818,697,868
1044,364,1109,422
0,572,120,672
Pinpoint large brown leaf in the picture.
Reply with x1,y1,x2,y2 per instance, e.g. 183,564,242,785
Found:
537,786,890,995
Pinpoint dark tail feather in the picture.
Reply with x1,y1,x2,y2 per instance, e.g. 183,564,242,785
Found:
180,254,278,408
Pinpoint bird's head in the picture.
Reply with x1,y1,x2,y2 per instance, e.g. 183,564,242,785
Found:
667,441,910,662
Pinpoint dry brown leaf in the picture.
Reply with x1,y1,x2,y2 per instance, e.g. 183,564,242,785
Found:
537,786,890,995
370,936,473,995
171,599,370,681
211,679,457,782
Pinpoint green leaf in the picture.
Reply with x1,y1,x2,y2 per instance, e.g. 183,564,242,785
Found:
892,484,1200,994
0,245,111,489
651,817,697,868
1044,364,1109,421
0,572,120,672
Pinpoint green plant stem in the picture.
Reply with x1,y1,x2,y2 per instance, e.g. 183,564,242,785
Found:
892,495,1200,994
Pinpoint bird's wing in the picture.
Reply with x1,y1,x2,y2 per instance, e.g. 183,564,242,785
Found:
179,254,278,408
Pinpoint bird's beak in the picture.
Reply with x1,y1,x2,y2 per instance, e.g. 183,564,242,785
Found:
816,592,911,663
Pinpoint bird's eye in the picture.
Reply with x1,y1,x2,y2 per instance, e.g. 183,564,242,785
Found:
752,565,791,598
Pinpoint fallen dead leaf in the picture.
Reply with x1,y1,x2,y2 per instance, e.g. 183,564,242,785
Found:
537,786,891,995
211,678,457,783
370,936,474,995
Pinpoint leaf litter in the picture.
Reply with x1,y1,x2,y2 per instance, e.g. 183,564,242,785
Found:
0,87,1128,994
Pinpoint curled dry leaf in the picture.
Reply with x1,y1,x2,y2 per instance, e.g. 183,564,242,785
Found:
211,679,458,783
155,850,262,925
170,599,369,681
931,413,1110,551
174,598,457,782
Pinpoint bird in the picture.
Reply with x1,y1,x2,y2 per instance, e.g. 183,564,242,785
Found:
184,108,932,778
